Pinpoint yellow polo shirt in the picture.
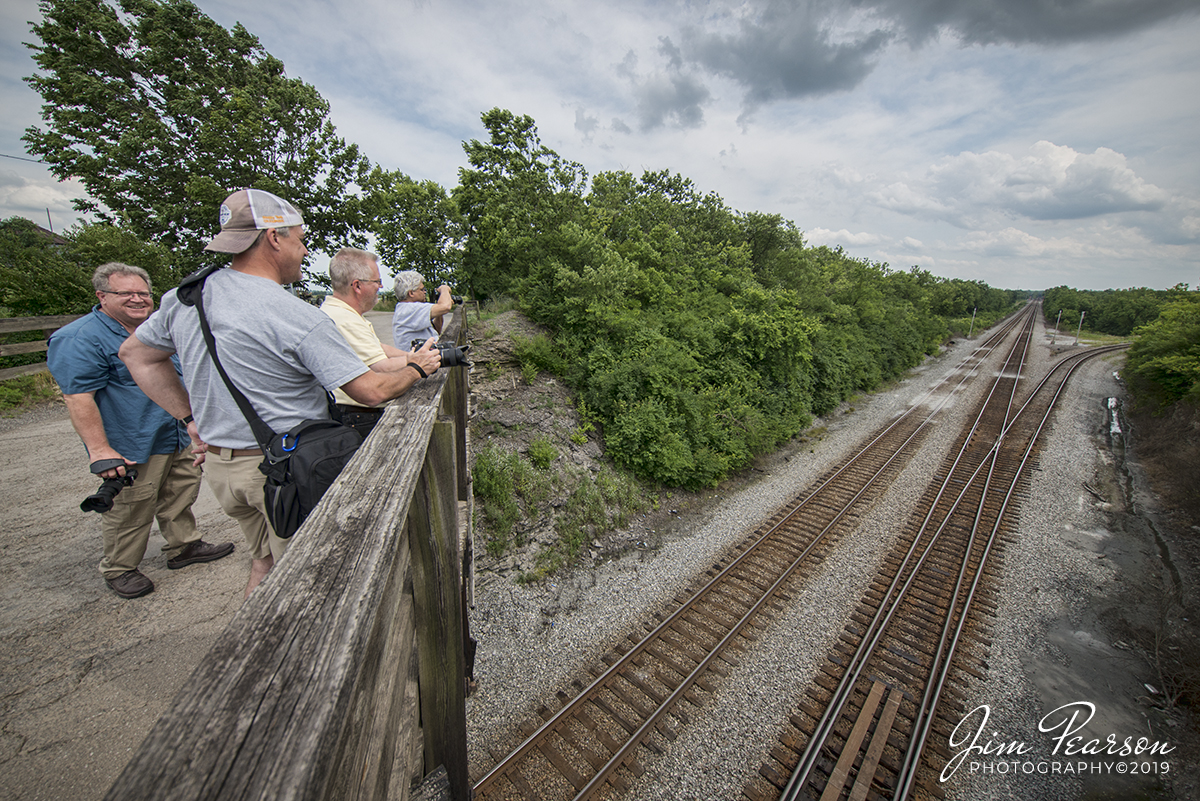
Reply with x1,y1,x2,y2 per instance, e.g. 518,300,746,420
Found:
320,295,387,407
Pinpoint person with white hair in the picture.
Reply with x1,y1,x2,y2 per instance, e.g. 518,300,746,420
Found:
391,269,454,350
321,248,433,437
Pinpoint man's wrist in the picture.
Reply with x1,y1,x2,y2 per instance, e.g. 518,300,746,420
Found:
180,414,194,425
407,362,427,379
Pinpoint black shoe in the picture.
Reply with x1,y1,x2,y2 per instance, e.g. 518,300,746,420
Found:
106,569,154,599
167,540,235,570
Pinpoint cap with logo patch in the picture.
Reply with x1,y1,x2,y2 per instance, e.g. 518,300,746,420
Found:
204,189,305,254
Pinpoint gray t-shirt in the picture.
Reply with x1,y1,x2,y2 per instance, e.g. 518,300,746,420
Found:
136,268,369,448
392,302,437,349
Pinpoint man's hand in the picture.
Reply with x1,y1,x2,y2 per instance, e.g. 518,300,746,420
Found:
411,337,442,376
88,447,135,479
187,420,208,466
340,337,443,406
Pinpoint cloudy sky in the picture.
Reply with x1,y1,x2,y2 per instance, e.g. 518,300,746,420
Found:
3,0,1199,291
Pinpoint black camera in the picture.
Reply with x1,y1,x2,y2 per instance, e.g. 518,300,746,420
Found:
412,339,471,367
81,466,138,513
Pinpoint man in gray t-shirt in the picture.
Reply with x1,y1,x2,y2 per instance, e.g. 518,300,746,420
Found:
122,189,441,598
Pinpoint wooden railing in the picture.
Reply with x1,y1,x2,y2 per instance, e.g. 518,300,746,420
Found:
0,314,83,381
105,315,473,801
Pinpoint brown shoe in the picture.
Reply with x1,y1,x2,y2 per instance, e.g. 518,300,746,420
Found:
167,540,235,570
106,569,154,599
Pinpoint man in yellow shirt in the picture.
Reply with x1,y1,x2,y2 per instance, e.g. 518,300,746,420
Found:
320,248,435,437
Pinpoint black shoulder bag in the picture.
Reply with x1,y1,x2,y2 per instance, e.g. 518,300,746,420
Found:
177,265,363,539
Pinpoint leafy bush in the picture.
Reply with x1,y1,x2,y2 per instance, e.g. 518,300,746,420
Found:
448,123,1028,488
528,436,557,469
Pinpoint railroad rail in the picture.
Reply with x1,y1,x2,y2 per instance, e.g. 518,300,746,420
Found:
471,304,1061,801
746,329,1128,800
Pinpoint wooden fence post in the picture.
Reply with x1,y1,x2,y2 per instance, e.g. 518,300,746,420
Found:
408,418,468,800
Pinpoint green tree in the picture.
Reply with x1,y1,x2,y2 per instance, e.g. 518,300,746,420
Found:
453,108,588,299
24,0,369,276
362,167,464,290
66,221,177,296
0,216,93,316
1125,296,1200,410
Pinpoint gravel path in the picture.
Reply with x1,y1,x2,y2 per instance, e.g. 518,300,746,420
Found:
464,319,1196,799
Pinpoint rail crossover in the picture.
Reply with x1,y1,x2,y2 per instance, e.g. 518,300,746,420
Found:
106,316,473,801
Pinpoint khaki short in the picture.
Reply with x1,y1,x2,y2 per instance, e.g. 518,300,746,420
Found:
205,449,289,562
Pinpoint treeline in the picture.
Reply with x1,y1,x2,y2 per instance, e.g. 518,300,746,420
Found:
1041,284,1198,413
13,0,1029,489
1043,285,1191,337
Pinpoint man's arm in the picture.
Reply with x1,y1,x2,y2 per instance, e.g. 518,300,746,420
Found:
118,336,207,464
340,338,442,406
430,285,454,332
61,392,131,478
380,342,409,360
368,355,415,373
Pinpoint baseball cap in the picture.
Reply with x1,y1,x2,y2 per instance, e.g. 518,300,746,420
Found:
204,188,305,254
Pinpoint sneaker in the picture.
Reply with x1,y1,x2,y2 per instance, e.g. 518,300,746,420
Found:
106,569,154,599
167,540,235,570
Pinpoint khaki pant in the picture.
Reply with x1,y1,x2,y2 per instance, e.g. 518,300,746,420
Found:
205,450,290,562
98,449,202,578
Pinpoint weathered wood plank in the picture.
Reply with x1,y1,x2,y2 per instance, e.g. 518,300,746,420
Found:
0,363,52,382
0,314,82,334
409,418,469,800
0,339,51,357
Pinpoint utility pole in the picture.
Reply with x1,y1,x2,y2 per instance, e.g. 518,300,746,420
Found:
1052,309,1062,344
1075,310,1085,346
967,307,977,338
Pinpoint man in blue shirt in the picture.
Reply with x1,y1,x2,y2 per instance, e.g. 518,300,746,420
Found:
48,262,233,599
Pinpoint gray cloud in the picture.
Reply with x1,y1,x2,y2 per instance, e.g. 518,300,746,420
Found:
632,70,711,130
574,107,600,140
677,10,891,110
657,0,1199,116
855,0,1200,46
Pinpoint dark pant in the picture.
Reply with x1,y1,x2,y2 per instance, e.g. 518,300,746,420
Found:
334,405,385,439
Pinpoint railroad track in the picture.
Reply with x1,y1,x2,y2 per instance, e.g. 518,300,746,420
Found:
471,304,1121,801
745,332,1129,801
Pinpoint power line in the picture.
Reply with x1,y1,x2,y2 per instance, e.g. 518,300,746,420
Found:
0,152,47,164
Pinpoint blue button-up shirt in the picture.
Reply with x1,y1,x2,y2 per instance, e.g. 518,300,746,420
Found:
47,306,189,464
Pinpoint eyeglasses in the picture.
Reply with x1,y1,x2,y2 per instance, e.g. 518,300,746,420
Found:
356,278,384,286
102,290,152,299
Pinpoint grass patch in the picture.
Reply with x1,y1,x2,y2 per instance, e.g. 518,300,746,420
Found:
474,296,519,324
528,436,557,469
472,444,551,557
518,465,655,583
0,370,60,415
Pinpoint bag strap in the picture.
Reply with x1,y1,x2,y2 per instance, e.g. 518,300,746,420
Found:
188,271,278,452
